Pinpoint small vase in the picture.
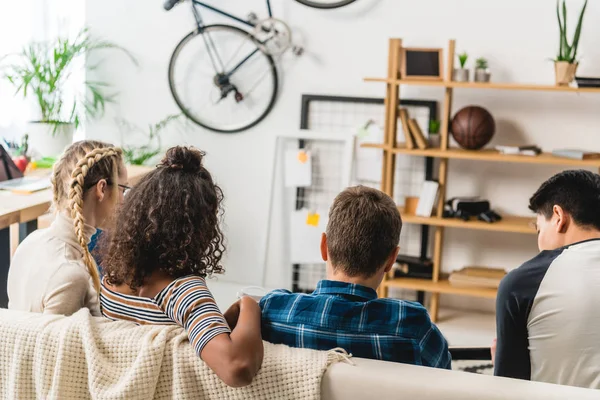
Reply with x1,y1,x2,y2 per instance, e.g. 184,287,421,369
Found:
554,61,578,86
453,68,470,82
26,122,75,158
474,68,491,83
428,134,440,148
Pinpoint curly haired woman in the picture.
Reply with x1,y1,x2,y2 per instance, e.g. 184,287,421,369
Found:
100,146,263,388
8,141,128,316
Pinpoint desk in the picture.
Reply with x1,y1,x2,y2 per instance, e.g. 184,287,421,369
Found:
0,165,152,307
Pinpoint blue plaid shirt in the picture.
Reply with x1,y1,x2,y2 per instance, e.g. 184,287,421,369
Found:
259,280,451,369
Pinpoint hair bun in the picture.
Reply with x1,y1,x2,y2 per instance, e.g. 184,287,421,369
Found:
160,146,204,173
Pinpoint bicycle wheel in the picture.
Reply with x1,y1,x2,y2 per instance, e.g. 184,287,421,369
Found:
295,0,357,9
168,24,278,133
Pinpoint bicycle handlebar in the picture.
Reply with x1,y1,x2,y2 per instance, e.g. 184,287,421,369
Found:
163,0,180,11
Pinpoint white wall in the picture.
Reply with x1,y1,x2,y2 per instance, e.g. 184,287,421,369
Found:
0,0,85,140
84,0,600,307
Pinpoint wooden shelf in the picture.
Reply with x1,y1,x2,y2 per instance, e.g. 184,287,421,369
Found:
360,144,600,167
364,77,600,93
384,277,498,299
400,209,536,235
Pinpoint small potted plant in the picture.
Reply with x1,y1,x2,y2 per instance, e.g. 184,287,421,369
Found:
554,0,587,86
453,52,469,82
2,28,135,157
474,57,491,82
118,114,183,166
428,120,441,147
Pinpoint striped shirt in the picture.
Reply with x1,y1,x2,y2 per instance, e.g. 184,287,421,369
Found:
259,280,451,368
101,275,230,357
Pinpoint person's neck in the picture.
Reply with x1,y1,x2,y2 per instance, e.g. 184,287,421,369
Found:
562,227,600,247
327,268,382,292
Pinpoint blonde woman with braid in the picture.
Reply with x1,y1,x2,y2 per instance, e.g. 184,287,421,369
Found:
7,141,128,316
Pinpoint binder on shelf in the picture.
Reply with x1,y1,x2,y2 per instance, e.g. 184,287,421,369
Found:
408,118,429,149
415,180,439,217
398,108,415,149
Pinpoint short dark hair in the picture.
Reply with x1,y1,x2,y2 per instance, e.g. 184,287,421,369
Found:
103,146,225,290
529,169,600,230
326,186,402,278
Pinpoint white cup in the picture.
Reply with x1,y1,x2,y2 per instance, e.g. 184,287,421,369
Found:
236,286,268,302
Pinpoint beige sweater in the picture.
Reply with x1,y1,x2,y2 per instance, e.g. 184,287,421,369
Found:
7,213,100,316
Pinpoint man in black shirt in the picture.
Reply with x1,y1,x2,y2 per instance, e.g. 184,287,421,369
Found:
494,170,600,389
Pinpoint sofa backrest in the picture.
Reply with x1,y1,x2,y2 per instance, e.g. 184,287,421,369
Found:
322,357,600,400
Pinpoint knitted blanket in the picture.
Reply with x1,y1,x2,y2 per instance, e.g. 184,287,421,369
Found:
0,308,344,400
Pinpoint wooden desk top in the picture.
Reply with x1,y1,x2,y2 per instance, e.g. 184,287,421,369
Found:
0,165,152,230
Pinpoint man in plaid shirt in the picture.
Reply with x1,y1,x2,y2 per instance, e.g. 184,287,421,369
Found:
259,186,451,368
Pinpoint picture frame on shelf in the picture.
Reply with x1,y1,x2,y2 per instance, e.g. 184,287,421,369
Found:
400,48,444,81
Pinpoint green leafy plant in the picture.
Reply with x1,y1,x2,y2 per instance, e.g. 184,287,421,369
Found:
556,0,588,63
118,114,183,165
475,57,488,70
1,28,136,135
458,52,468,69
429,120,441,134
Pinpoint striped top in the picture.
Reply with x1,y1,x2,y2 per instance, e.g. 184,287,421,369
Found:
101,275,231,357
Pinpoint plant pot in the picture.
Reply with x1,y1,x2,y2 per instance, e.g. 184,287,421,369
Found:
26,122,74,158
474,68,491,83
453,68,470,82
428,134,441,148
554,61,578,86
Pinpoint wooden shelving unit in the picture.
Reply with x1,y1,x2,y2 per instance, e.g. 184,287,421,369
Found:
385,277,498,299
363,146,600,168
399,209,536,235
364,77,600,93
367,38,600,322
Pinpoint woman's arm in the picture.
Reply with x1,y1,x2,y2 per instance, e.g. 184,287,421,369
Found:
201,296,264,387
155,277,264,387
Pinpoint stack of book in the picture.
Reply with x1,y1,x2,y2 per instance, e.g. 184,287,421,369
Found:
495,145,541,156
551,149,600,160
448,266,507,289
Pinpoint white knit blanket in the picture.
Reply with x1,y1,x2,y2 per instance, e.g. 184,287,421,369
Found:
0,308,344,400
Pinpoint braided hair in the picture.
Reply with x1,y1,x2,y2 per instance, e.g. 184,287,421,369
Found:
52,141,124,293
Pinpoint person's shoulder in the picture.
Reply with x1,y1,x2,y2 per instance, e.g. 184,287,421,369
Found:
373,298,434,337
499,248,565,302
258,288,296,309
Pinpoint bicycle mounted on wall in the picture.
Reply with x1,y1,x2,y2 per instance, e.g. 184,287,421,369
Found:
164,0,357,133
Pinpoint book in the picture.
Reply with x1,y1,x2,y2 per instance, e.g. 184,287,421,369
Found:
449,266,507,289
0,176,51,194
408,118,429,150
415,180,439,217
552,149,600,160
398,108,415,149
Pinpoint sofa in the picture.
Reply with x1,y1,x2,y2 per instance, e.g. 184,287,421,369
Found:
0,308,597,399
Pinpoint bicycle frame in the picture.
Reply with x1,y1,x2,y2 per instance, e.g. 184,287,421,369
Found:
190,0,273,30
189,0,274,79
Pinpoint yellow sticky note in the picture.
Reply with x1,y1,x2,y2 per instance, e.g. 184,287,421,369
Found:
306,212,320,227
297,150,308,164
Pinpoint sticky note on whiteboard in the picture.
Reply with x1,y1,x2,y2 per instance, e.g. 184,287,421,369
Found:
306,212,320,227
284,149,312,188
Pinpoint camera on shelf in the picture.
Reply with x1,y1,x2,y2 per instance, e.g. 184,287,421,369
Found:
442,197,502,223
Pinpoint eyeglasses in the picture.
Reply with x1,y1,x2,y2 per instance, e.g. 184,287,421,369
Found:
118,184,131,196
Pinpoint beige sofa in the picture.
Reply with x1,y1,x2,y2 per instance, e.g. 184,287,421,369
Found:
0,308,598,399
323,357,600,400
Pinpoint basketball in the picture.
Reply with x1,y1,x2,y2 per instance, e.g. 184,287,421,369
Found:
450,106,496,150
